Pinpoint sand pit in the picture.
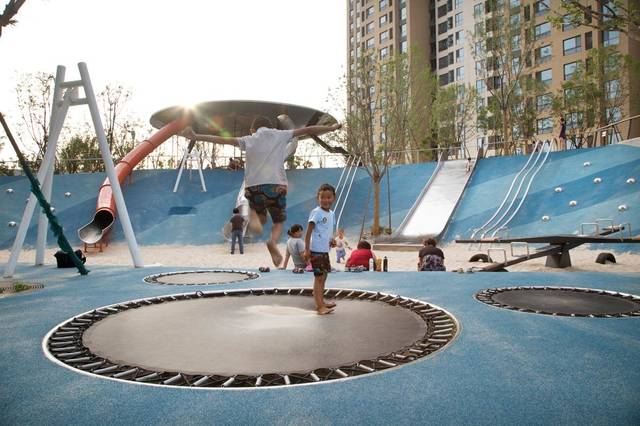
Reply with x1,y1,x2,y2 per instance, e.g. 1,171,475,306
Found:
2,241,638,273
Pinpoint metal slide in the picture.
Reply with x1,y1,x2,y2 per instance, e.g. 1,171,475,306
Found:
391,156,474,242
78,116,190,245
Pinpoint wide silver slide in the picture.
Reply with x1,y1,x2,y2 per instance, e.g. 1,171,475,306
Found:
395,159,471,241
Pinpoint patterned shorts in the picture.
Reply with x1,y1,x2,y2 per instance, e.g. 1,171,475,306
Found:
244,184,287,223
310,251,331,277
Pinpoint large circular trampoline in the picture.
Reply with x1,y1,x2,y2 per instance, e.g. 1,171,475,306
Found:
143,270,259,286
44,288,458,388
476,286,640,317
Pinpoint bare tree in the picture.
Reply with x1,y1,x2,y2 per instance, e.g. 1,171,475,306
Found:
14,71,54,165
0,0,27,38
431,84,480,158
99,84,139,160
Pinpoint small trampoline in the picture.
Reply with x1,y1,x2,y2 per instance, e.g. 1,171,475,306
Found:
143,270,259,286
476,286,640,317
44,288,458,388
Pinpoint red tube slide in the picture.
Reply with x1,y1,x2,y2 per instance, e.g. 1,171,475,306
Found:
78,116,191,245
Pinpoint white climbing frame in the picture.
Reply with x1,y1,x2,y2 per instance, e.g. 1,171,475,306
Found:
3,63,143,277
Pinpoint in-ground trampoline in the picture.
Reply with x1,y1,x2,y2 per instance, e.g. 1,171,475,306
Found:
44,288,458,388
143,270,259,286
476,286,640,317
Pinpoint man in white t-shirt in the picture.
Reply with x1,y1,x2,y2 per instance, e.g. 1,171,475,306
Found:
184,116,341,266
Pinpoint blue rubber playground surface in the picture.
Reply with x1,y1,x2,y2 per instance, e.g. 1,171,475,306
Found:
1,143,639,424
0,264,639,425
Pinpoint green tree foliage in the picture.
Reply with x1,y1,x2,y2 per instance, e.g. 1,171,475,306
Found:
333,50,438,235
550,0,640,40
471,0,539,154
431,84,480,158
552,46,640,147
57,134,104,173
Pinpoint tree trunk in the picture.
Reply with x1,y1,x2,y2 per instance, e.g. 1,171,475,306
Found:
372,175,381,235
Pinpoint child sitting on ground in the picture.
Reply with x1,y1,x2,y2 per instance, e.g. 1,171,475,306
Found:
346,240,376,271
279,224,307,271
418,237,446,271
334,228,351,263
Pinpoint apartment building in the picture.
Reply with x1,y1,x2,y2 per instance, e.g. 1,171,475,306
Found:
347,0,639,155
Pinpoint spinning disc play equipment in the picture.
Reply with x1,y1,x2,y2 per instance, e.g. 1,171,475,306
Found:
143,270,259,285
476,287,640,317
44,288,458,388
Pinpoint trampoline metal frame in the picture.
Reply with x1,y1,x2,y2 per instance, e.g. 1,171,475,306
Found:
143,269,260,286
476,286,640,318
43,287,459,389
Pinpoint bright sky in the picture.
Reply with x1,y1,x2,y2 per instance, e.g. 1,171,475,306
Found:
0,0,347,156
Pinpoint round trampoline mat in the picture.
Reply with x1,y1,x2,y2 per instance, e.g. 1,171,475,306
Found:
45,288,459,388
143,270,258,285
476,287,640,317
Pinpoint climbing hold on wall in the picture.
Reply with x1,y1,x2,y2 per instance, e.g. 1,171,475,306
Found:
583,161,591,167
50,206,55,213
554,187,563,193
64,191,72,197
5,188,14,194
593,177,602,184
569,200,578,206
626,178,636,184
541,215,550,222
8,221,17,227
618,204,628,212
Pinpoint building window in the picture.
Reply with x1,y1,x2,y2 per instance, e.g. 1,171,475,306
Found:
536,93,553,112
534,0,550,16
366,21,375,33
474,3,484,18
603,30,620,46
366,6,374,17
563,36,581,55
455,12,463,27
510,13,521,28
379,14,388,26
455,30,465,45
585,32,593,49
475,60,485,76
456,48,464,62
456,66,465,80
455,0,463,9
606,106,622,124
536,68,552,85
535,45,552,64
476,79,486,93
605,79,621,100
401,23,407,37
566,112,583,129
400,6,406,21
534,22,551,39
510,0,521,7
537,117,553,134
400,40,408,53
475,41,485,56
563,61,579,80
380,46,390,59
366,37,375,49
380,29,391,43
562,14,577,31
379,0,388,11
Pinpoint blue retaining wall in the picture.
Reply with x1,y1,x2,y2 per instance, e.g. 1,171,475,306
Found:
443,144,640,251
0,162,436,248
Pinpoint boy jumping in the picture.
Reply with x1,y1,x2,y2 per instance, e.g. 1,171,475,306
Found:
184,117,341,266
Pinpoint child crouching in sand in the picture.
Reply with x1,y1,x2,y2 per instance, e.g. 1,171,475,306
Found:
304,183,337,315
279,224,307,271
